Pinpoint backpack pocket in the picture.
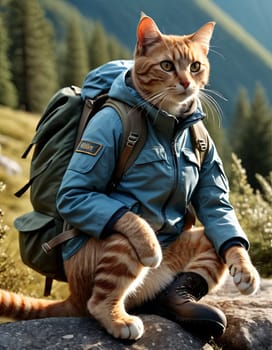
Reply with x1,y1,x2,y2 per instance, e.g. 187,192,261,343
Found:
14,211,66,281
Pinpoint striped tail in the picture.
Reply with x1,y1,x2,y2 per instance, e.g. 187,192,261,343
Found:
0,289,79,320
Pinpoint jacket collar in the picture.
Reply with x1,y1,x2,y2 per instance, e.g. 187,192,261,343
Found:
109,69,206,138
144,102,205,139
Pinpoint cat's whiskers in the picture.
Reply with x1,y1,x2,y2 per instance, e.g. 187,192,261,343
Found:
132,85,196,117
209,46,225,61
147,87,184,115
135,88,170,110
157,93,172,113
199,89,225,126
203,88,227,101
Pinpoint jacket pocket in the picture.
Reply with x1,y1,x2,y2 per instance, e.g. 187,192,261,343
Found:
125,146,170,182
121,145,171,198
68,143,105,173
133,146,168,165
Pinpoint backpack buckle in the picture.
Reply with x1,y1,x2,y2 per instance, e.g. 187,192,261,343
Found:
197,138,207,152
42,242,52,254
127,132,139,148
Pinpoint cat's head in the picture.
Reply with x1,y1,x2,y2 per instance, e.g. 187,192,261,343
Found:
132,14,215,116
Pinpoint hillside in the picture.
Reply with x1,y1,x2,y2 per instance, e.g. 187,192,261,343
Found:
0,107,36,270
40,0,131,55
64,0,272,126
215,0,272,51
0,107,36,229
0,107,68,298
41,0,95,41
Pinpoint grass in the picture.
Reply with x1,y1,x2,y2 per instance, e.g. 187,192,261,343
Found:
0,107,36,258
0,106,69,299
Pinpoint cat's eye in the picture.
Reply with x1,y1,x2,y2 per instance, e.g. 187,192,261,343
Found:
160,60,175,72
190,61,201,73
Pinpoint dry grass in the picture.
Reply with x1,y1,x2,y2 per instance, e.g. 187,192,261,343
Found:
0,106,69,299
0,106,36,258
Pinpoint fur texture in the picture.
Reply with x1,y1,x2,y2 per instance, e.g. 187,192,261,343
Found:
132,15,215,116
0,15,260,340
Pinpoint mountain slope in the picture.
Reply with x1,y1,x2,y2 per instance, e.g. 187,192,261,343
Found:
215,0,272,52
196,0,272,70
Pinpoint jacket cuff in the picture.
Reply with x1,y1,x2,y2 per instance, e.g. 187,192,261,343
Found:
219,238,248,260
101,206,129,238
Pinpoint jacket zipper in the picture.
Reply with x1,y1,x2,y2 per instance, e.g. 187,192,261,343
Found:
158,137,179,232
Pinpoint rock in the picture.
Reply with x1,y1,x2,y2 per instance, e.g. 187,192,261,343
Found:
205,277,272,350
0,315,212,350
0,278,271,350
0,154,22,175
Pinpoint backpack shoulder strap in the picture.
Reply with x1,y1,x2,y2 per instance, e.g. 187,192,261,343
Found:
185,121,209,230
75,93,110,148
189,121,209,168
42,97,147,257
104,98,147,190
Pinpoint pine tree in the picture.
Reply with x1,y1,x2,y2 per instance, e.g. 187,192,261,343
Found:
89,22,110,70
107,35,132,61
229,87,251,155
0,16,17,107
7,0,57,112
238,84,272,188
256,172,272,205
202,102,231,173
107,36,122,61
62,14,89,87
229,153,272,277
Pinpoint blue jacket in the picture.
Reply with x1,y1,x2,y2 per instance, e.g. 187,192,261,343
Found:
56,60,249,260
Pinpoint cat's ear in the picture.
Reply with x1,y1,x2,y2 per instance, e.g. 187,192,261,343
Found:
190,22,215,55
136,14,162,54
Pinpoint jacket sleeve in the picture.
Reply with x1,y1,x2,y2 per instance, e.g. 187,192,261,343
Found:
191,135,249,255
56,107,128,239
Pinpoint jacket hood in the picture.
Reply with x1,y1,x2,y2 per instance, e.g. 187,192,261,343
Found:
81,60,134,100
81,60,205,129
109,69,206,131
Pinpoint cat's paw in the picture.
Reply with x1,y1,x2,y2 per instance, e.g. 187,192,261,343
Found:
114,315,144,340
114,211,162,268
140,254,161,268
88,299,144,340
229,262,260,295
130,229,162,268
225,246,260,295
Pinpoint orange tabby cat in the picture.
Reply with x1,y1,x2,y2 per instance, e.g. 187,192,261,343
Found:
0,15,260,340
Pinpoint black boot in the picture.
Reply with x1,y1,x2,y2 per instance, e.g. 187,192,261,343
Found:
155,272,227,338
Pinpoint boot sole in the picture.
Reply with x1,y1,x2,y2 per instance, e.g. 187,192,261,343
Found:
161,310,226,338
141,303,226,339
132,303,226,338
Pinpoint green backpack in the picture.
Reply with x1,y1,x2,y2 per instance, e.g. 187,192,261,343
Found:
14,84,209,295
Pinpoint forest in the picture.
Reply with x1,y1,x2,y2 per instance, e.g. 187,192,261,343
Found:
0,0,271,297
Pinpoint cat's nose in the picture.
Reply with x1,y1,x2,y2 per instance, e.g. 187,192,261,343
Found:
180,81,190,89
